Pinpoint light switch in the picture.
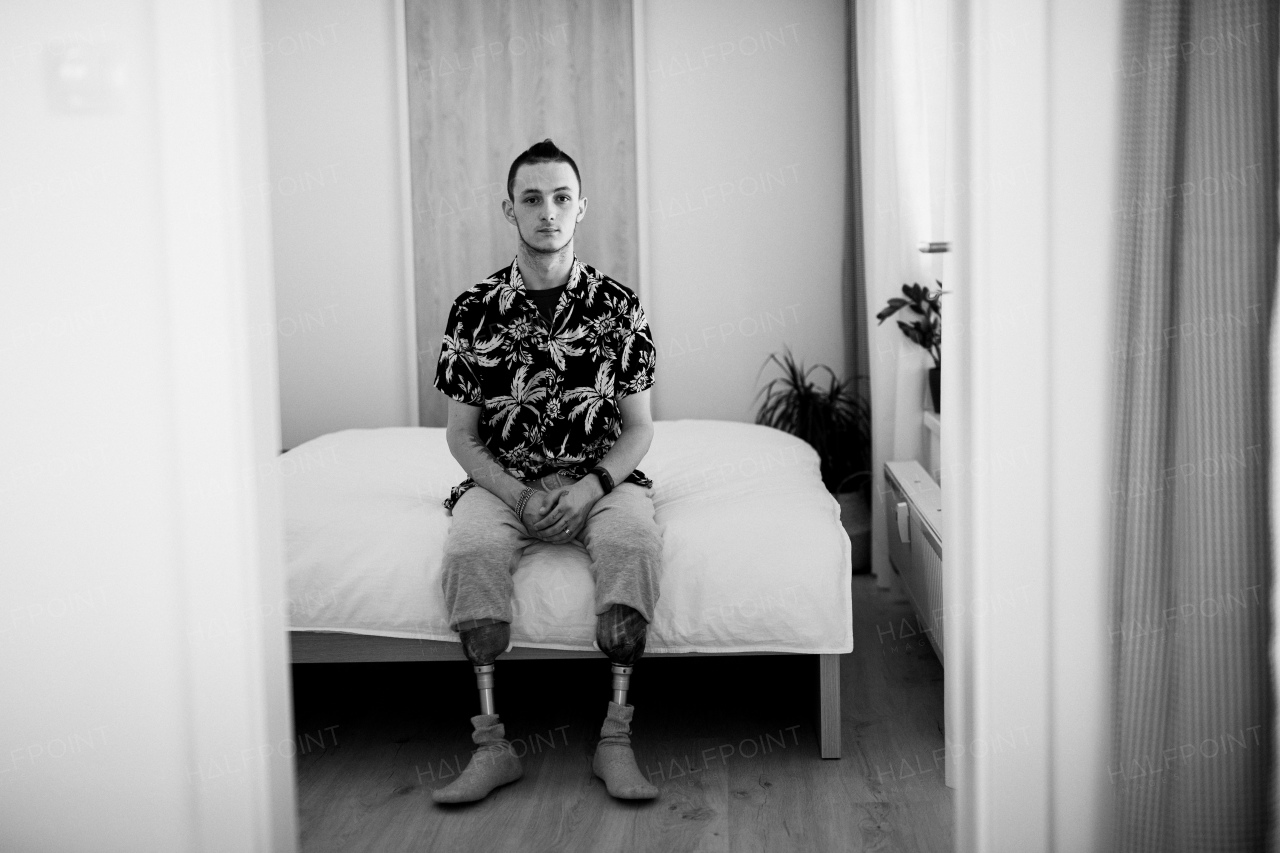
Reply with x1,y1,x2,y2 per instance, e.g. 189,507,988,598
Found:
45,42,124,114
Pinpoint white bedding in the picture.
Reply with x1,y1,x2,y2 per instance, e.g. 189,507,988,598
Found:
282,420,853,654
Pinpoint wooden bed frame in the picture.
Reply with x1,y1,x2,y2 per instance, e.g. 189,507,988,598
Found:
291,631,843,758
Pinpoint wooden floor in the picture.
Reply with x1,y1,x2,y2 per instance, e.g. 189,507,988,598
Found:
291,576,951,852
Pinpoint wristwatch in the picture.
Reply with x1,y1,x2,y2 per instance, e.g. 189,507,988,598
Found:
590,465,615,495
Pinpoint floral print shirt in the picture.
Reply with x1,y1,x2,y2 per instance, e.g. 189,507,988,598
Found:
434,256,657,510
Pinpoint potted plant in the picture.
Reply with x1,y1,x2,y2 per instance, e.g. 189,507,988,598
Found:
754,348,873,573
877,281,946,413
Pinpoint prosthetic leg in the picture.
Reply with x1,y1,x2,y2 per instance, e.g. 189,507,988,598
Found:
431,621,524,804
592,604,660,800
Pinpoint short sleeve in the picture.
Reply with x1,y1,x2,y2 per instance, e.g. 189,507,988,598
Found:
434,299,483,405
617,292,656,396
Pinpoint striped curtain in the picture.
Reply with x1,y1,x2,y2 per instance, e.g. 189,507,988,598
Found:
1109,2,1277,850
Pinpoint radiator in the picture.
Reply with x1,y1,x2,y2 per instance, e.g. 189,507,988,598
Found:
883,460,944,665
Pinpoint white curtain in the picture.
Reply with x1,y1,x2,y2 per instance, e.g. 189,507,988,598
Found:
857,0,952,589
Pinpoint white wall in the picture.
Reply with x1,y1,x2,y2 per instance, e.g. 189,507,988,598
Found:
1,11,194,850
1,1,296,850
265,0,847,432
639,0,848,421
262,0,414,449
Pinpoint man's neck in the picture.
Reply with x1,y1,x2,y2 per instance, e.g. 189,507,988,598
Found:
516,241,574,291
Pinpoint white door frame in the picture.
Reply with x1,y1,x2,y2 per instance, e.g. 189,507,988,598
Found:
948,0,1119,849
152,0,1125,847
154,0,298,849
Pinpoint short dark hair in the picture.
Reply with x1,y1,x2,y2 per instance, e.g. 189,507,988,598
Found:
507,138,581,201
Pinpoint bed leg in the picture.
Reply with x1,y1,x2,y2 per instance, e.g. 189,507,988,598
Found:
818,654,842,759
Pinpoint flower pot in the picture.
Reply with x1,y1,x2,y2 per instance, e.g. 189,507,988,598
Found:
837,490,873,575
928,365,941,414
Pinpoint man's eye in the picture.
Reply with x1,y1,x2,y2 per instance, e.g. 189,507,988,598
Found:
556,196,571,203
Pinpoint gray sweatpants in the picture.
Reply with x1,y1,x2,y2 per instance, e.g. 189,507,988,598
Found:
441,473,663,631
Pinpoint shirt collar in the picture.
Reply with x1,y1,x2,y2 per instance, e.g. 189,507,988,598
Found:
510,255,584,295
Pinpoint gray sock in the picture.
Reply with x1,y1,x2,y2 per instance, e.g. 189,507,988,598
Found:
592,701,659,800
431,714,523,804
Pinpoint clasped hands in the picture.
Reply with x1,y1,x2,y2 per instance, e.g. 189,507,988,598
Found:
519,479,602,544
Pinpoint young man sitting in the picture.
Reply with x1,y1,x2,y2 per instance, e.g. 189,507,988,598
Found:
431,139,662,805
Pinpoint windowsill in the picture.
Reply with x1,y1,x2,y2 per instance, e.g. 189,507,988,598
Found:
923,410,941,436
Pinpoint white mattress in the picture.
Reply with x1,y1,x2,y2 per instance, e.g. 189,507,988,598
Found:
282,420,853,654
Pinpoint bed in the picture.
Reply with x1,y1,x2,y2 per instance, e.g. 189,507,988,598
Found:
281,419,853,757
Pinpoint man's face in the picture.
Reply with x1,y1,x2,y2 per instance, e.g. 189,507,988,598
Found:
503,160,586,255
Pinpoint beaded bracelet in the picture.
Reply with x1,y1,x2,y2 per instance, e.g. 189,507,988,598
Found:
514,486,535,521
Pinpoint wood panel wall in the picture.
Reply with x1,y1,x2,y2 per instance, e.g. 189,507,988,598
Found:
405,0,638,426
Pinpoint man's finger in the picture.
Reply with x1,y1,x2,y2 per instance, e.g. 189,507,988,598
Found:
535,492,563,517
544,516,575,540
533,509,563,531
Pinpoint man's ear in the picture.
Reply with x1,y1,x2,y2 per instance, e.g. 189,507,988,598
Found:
502,198,516,224
576,196,588,222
